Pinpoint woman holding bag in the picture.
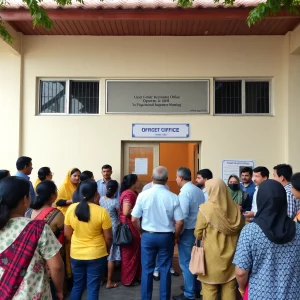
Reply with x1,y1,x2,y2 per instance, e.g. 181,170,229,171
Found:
194,178,244,299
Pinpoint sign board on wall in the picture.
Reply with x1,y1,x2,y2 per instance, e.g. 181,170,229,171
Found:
106,80,209,114
132,123,190,138
222,160,255,183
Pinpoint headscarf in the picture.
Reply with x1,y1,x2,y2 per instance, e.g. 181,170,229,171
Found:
34,178,42,191
254,179,296,244
199,178,244,235
227,174,244,205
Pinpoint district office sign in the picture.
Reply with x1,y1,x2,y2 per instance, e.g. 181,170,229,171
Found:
132,123,190,138
106,80,209,114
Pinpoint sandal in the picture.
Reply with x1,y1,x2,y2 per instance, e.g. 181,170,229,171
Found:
106,282,119,289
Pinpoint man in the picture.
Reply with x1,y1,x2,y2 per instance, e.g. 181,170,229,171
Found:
243,166,269,219
96,164,120,198
132,166,184,300
240,167,256,203
195,169,213,202
15,156,35,201
273,164,299,219
174,167,205,300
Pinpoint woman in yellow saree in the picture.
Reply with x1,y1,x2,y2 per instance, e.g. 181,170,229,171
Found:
55,168,81,285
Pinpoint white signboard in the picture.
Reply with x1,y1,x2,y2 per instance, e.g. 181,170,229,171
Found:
132,123,190,138
222,160,255,183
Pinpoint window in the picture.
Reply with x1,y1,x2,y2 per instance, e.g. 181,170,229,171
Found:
39,80,100,114
214,80,270,115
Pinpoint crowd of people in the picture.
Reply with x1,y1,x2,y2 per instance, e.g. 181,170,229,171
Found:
0,156,300,300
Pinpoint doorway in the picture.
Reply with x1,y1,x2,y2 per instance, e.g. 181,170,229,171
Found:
122,141,200,194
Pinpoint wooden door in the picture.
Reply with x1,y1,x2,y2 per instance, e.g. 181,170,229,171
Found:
123,143,159,193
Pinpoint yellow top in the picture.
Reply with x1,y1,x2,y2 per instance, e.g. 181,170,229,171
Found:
65,202,112,260
34,178,42,191
55,168,78,215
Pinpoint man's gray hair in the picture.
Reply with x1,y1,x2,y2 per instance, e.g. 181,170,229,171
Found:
152,166,168,182
177,167,191,181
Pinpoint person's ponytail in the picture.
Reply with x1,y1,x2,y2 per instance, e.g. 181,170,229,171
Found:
75,180,98,222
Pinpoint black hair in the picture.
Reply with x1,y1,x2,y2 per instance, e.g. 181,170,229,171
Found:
72,171,94,203
106,180,119,198
31,180,57,209
71,168,81,176
38,167,51,181
240,167,253,176
0,176,30,230
75,180,98,222
0,170,10,181
291,173,300,192
16,156,32,171
197,169,213,180
120,174,138,194
253,166,269,179
273,164,293,182
102,164,112,171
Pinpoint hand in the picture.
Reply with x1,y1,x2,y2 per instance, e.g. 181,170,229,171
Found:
238,288,245,297
56,291,64,300
174,238,180,245
243,211,254,218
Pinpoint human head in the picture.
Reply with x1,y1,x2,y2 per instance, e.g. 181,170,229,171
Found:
176,167,191,188
0,170,10,181
227,175,240,191
152,166,168,185
102,164,112,181
273,164,293,186
70,168,81,185
253,166,269,186
75,180,99,222
16,156,33,175
291,173,300,200
0,176,30,230
80,170,94,182
38,167,53,181
106,180,119,198
120,174,138,194
240,167,253,184
196,169,213,189
31,180,57,209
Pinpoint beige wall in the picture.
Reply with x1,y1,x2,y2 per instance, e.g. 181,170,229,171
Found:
3,34,300,185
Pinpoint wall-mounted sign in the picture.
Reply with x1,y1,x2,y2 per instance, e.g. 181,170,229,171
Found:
222,160,255,183
132,123,190,138
106,80,209,114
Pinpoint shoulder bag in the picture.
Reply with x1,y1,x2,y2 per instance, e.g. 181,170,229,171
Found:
189,229,206,276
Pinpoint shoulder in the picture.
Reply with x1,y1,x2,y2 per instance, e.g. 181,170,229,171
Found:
66,203,78,214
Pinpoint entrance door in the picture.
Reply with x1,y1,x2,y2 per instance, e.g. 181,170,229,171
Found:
123,142,159,192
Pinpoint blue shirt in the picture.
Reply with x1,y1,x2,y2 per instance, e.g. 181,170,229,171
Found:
233,223,300,299
240,181,256,202
178,181,205,230
132,184,183,232
96,179,120,199
15,171,36,201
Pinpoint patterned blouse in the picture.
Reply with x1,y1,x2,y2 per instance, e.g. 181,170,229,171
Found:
0,218,61,300
233,222,300,299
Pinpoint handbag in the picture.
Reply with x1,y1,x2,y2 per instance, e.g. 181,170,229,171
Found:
189,229,206,276
113,218,133,245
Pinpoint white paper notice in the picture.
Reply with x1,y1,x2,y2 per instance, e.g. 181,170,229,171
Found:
134,158,148,175
222,160,255,183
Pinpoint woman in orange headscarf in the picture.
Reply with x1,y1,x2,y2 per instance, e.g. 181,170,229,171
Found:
54,168,81,286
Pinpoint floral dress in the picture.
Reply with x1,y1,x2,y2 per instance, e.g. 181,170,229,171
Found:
0,217,61,300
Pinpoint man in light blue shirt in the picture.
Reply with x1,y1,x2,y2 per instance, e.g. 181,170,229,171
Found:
174,167,205,300
132,166,184,300
15,156,35,201
96,164,120,199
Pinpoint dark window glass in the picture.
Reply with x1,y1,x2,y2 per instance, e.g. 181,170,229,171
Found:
245,82,270,114
215,81,242,114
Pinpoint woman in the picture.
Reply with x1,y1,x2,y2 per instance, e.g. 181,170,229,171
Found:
234,180,300,299
25,180,64,244
72,170,95,203
194,178,244,299
64,180,113,300
119,174,141,286
34,167,53,190
0,169,10,181
228,174,252,212
0,176,64,299
99,180,121,289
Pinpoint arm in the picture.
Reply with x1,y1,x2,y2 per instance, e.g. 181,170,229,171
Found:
178,191,190,225
131,196,143,234
103,228,113,256
235,266,249,292
194,210,207,240
47,252,65,300
174,220,184,240
287,192,297,219
123,202,133,217
132,217,141,234
64,224,73,242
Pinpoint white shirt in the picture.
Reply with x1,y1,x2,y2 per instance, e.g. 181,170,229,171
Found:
142,182,170,191
203,188,209,202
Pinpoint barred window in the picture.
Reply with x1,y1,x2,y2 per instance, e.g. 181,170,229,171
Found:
39,80,99,115
214,80,270,115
